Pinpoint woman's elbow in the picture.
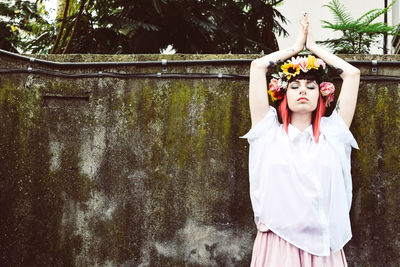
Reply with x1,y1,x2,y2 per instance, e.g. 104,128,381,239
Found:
342,67,360,79
350,67,360,76
251,59,265,70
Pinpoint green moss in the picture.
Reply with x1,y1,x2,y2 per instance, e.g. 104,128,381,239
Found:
164,81,193,167
51,145,92,202
3,53,400,266
348,80,400,265
39,80,89,96
0,78,91,266
89,200,145,266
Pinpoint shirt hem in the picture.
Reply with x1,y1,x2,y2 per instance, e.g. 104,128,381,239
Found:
255,219,332,257
330,234,352,254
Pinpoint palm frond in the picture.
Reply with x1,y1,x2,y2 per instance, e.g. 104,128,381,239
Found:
358,23,395,34
360,0,396,26
151,0,163,16
389,22,400,35
273,20,289,37
321,20,340,30
271,8,288,37
323,0,353,25
321,20,361,32
320,0,398,54
104,14,160,32
354,8,381,25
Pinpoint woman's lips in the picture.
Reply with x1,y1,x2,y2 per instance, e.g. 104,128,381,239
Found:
297,97,309,102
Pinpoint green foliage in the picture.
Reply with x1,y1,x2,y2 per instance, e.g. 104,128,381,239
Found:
319,0,399,54
1,0,288,54
0,0,56,53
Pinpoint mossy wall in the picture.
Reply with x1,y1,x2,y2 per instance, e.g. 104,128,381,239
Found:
0,54,399,267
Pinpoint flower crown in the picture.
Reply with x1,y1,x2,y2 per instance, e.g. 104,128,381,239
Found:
268,55,335,107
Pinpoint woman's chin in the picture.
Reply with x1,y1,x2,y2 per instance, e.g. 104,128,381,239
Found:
289,105,317,114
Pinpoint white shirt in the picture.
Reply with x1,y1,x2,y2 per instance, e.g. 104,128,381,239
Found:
241,107,359,256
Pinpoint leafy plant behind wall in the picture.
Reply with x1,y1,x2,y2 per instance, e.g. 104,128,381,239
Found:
0,0,54,53
319,0,399,54
0,0,289,54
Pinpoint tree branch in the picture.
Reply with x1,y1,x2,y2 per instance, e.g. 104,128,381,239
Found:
63,0,87,54
51,0,70,54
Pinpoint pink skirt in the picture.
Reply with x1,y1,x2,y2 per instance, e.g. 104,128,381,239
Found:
250,230,348,267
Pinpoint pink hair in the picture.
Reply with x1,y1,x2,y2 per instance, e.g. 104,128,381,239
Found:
278,94,326,143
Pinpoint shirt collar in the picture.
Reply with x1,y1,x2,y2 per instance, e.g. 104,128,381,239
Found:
288,124,314,142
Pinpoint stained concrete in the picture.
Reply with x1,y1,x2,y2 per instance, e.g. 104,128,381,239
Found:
0,53,400,266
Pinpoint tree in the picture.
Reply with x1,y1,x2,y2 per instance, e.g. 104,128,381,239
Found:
0,0,54,53
319,0,399,54
51,0,70,54
1,0,289,54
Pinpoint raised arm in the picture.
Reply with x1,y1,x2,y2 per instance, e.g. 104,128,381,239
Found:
249,14,309,126
306,23,360,127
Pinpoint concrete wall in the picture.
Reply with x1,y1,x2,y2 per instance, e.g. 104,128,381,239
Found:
0,53,399,267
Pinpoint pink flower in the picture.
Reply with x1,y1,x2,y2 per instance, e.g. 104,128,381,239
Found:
269,78,281,92
290,56,300,65
326,94,335,107
291,56,308,72
297,56,309,72
315,58,326,70
320,82,335,106
320,82,335,97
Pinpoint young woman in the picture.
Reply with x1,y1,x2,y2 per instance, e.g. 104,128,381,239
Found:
242,14,360,266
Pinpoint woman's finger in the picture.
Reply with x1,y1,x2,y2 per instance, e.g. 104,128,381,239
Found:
301,13,309,29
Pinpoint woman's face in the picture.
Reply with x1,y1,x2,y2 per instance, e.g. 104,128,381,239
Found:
286,79,319,113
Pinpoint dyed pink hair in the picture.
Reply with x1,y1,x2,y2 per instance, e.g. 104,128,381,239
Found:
278,93,326,143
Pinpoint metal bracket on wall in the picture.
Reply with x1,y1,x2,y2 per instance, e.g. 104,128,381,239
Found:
371,60,378,75
162,59,167,72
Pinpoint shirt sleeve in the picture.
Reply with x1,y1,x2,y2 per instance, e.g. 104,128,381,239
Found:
322,110,359,150
239,106,279,144
322,110,359,210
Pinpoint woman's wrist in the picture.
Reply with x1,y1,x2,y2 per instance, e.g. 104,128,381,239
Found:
291,44,304,55
306,43,320,54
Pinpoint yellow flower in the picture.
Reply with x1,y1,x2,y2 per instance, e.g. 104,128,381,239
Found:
268,88,284,102
307,55,318,70
268,89,279,102
10,25,19,32
39,2,46,14
281,62,300,79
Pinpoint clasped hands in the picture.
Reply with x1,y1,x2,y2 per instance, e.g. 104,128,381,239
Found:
292,13,318,53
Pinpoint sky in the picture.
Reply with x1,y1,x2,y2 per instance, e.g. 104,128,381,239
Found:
42,0,57,23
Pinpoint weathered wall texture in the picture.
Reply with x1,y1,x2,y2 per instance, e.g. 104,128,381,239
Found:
0,53,399,267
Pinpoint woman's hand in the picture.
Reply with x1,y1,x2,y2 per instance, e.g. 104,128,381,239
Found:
292,13,309,53
305,22,318,52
